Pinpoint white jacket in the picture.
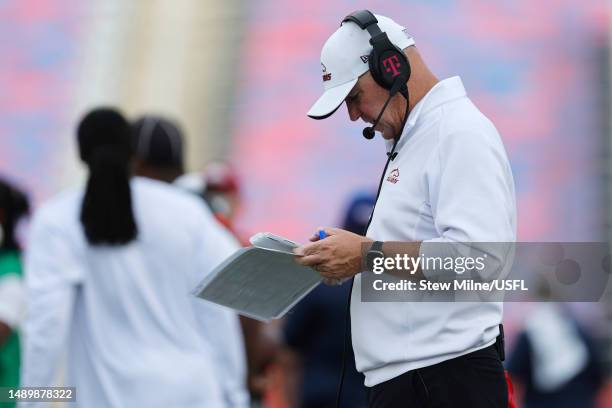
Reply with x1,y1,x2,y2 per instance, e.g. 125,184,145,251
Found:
20,177,248,407
352,77,517,386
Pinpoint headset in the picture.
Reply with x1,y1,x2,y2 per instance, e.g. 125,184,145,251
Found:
343,10,410,97
342,10,411,139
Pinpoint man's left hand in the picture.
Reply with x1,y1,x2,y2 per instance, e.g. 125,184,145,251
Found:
293,227,372,283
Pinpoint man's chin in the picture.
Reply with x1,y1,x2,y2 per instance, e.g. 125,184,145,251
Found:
380,127,395,140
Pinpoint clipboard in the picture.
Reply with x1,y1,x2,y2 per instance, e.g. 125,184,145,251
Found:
192,234,322,321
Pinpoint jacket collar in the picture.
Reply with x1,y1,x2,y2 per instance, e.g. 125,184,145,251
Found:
387,76,467,152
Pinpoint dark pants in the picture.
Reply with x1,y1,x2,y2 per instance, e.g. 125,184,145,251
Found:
367,345,508,408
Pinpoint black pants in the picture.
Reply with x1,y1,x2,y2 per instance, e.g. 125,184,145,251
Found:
367,345,508,408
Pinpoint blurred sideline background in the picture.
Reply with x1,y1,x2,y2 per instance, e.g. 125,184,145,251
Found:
1,0,611,406
1,0,610,240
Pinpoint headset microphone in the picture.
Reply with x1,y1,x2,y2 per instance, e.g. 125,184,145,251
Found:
362,126,375,140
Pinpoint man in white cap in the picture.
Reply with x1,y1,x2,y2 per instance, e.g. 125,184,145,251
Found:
294,10,516,408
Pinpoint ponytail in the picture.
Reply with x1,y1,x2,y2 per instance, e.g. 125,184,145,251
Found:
77,108,137,245
0,179,30,251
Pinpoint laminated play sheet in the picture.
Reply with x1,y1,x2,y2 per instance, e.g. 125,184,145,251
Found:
193,233,322,321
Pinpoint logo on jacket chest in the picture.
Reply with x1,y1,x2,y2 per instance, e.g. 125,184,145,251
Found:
386,168,400,184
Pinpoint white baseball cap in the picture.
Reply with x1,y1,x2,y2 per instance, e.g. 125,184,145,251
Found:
307,14,415,120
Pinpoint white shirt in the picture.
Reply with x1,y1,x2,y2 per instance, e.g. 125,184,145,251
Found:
352,77,517,386
20,177,248,407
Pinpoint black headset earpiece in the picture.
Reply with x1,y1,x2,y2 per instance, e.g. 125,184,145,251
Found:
369,35,410,92
342,10,410,94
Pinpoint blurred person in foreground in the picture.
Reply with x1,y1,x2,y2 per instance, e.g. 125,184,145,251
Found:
175,163,280,406
131,115,249,406
294,10,516,408
0,179,29,406
281,193,373,408
506,282,607,408
21,108,243,407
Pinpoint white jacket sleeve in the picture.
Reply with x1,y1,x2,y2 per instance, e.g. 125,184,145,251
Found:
20,209,82,393
420,129,516,280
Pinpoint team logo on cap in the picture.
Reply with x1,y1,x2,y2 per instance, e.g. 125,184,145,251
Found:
360,55,369,63
321,63,331,82
387,168,400,184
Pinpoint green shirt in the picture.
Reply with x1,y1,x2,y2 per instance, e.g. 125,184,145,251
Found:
0,250,22,408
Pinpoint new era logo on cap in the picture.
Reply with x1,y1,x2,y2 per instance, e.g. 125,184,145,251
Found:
307,13,416,119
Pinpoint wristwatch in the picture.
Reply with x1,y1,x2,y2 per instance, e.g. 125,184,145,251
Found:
366,241,385,272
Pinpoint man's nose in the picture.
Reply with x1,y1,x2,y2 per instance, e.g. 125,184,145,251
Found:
347,102,361,122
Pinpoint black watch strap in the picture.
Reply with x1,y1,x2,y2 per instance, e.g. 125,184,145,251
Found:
369,241,384,253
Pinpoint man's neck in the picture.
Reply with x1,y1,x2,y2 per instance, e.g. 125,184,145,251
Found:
402,47,439,116
390,72,437,136
407,73,438,112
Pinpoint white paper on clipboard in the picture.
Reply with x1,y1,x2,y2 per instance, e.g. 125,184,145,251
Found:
249,232,300,255
192,239,322,321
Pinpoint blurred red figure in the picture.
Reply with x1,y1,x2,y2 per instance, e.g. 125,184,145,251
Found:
175,162,245,241
203,161,242,233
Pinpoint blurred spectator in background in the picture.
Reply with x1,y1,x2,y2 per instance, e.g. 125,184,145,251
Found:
507,282,606,408
175,162,280,406
280,193,374,408
131,115,185,183
175,161,242,233
21,108,245,407
201,161,241,231
132,114,250,406
0,179,29,407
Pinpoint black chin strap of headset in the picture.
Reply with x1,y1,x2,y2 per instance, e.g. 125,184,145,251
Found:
335,85,410,408
365,83,409,231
